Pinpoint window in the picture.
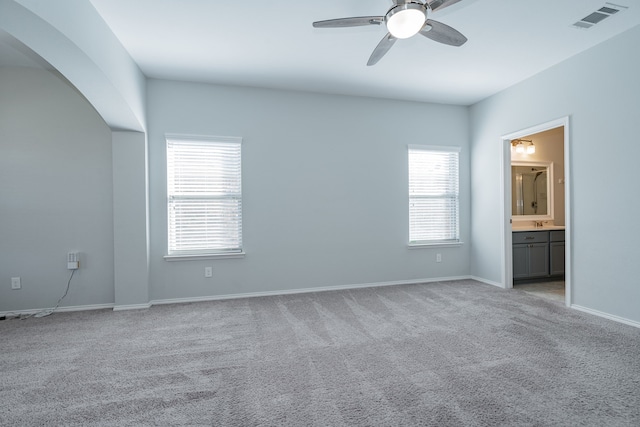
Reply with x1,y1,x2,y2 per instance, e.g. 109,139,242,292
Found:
408,146,460,245
166,135,242,257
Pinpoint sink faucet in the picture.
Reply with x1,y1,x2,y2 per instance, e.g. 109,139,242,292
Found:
535,221,544,228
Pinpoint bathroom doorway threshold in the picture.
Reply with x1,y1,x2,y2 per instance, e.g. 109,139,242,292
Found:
514,280,565,304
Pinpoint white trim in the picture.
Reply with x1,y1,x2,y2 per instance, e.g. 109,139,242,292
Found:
500,134,512,289
408,146,461,244
164,252,246,261
2,277,478,315
165,134,243,257
0,303,114,318
112,302,152,311
5,280,640,330
408,242,463,249
510,160,555,222
150,276,474,306
562,123,572,306
500,116,571,303
408,144,461,152
502,118,568,141
469,275,503,288
164,133,242,144
571,305,640,329
53,303,114,312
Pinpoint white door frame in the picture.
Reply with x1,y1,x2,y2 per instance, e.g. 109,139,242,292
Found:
500,117,572,307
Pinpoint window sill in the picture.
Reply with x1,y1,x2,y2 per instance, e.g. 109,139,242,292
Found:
408,242,464,249
164,252,245,261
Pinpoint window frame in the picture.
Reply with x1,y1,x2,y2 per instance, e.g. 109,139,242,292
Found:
164,134,244,261
408,145,462,248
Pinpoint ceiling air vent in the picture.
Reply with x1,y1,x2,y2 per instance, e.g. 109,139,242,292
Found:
572,3,628,29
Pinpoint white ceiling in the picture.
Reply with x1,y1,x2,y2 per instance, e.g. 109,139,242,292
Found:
4,1,640,106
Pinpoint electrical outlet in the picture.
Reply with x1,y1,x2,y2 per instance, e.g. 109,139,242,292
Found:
204,267,213,278
67,252,79,270
436,253,442,263
11,277,21,290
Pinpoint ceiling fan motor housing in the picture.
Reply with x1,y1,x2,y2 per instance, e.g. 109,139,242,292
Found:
385,2,428,39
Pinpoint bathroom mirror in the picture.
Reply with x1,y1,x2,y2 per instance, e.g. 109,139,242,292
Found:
511,161,554,221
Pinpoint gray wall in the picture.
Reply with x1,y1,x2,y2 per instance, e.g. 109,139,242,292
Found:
470,25,640,322
7,24,638,325
147,80,471,301
0,67,114,311
1,68,472,312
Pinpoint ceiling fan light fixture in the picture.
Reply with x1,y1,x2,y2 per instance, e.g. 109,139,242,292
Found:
386,3,427,39
311,0,467,66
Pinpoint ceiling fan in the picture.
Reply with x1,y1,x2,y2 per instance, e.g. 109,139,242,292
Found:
312,0,468,66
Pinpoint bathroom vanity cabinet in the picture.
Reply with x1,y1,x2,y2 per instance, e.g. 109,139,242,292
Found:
513,229,565,281
549,231,565,277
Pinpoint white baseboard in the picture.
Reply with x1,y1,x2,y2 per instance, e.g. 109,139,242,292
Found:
113,302,152,311
571,304,640,329
0,303,114,318
0,276,489,316
469,276,504,288
151,275,474,307
6,280,638,332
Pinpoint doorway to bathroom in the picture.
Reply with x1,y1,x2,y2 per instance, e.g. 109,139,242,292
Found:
500,117,571,307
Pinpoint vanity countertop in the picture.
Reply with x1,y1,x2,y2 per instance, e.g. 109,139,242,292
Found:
512,225,566,232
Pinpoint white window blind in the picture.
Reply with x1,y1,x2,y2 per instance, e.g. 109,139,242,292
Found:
166,136,242,256
408,146,460,244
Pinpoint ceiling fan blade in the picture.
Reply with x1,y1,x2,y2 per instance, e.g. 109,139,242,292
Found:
426,0,463,12
313,16,384,28
419,19,467,47
367,33,397,66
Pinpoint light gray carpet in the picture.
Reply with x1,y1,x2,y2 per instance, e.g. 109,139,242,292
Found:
1,280,639,426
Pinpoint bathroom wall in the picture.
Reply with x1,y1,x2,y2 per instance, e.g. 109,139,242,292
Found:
511,127,565,226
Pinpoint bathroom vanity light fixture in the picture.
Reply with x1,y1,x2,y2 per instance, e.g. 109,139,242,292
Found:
526,142,536,154
512,139,535,155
